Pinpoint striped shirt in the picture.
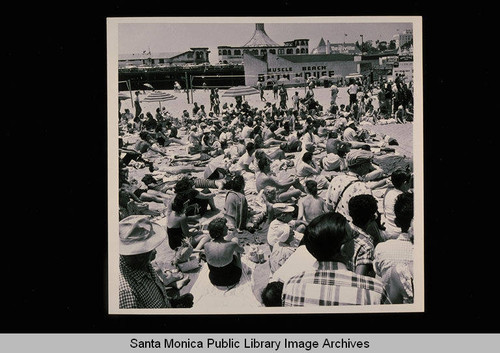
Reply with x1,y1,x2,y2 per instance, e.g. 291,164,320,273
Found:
119,256,171,309
282,262,387,306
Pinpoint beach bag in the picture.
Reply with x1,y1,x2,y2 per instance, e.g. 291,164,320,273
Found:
173,238,194,265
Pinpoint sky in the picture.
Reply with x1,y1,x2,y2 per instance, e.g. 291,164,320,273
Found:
117,18,414,63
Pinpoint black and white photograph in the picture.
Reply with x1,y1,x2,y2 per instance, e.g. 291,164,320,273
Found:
107,16,424,314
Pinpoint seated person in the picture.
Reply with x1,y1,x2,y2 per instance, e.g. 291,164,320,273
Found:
374,193,414,304
174,176,218,217
224,175,249,232
321,141,350,172
282,212,388,306
295,151,329,190
296,180,329,233
166,194,211,251
269,223,299,274
256,157,303,203
261,281,284,307
204,218,245,287
267,206,296,250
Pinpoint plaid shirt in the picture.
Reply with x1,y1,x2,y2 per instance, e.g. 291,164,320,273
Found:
282,262,387,306
119,256,171,309
342,223,375,273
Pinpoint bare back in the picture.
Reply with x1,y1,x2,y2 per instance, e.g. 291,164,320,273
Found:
204,240,239,267
300,195,327,223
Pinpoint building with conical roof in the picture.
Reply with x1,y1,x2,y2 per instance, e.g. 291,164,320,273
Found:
242,23,279,47
217,23,309,64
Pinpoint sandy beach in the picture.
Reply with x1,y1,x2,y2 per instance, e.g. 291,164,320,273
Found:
118,84,415,310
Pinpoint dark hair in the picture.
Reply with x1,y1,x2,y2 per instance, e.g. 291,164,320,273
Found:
305,180,318,196
302,151,313,163
261,281,284,307
246,142,255,152
174,176,193,193
348,194,378,228
394,192,414,233
171,194,188,213
391,169,411,189
304,212,349,261
231,174,245,193
257,156,269,172
208,217,227,239
139,131,149,140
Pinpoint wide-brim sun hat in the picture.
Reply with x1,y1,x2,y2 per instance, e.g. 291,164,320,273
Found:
119,215,166,255
272,204,295,213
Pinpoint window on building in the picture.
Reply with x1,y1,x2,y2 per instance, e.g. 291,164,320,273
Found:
278,49,284,54
301,48,305,53
296,48,300,54
234,49,241,55
219,50,222,55
260,49,267,55
227,50,231,55
269,49,276,54
286,48,293,54
222,50,227,55
159,59,164,63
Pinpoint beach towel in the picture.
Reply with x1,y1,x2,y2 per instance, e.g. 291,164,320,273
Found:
189,259,262,310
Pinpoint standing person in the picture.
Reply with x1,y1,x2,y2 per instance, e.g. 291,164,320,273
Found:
258,81,266,102
119,215,194,308
134,91,142,118
291,91,300,112
330,84,339,106
282,212,388,306
272,81,279,99
279,84,288,109
347,80,359,107
212,88,221,116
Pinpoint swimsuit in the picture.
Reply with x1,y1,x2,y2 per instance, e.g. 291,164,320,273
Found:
207,256,242,287
166,227,184,250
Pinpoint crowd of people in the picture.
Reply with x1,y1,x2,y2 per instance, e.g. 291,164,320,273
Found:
117,77,415,309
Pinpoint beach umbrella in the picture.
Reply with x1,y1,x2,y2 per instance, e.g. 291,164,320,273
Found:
143,83,154,90
222,85,260,98
118,92,131,100
142,90,177,108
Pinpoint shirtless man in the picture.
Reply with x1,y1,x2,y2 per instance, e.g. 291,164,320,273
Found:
255,157,303,202
296,180,329,233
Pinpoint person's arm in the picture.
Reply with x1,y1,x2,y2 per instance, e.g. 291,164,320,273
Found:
196,191,215,199
296,199,307,225
180,216,194,238
355,264,373,276
148,143,167,156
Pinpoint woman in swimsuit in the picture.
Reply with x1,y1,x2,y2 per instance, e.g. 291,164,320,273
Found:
203,217,244,287
166,194,210,251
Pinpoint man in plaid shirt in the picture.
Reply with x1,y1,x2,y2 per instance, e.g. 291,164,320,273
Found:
282,212,388,306
119,215,193,309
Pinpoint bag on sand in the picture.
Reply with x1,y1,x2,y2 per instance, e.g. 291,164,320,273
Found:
173,238,193,265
